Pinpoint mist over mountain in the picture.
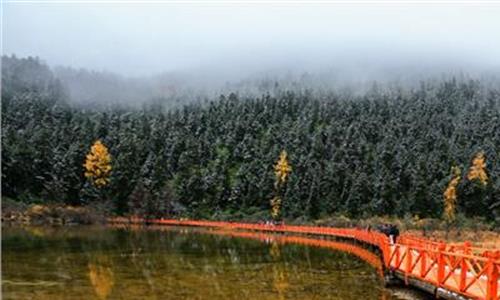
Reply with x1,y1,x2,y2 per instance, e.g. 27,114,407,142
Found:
3,53,497,109
4,2,500,107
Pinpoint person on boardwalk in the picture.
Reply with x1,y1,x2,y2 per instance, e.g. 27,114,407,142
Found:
388,224,399,244
376,223,399,244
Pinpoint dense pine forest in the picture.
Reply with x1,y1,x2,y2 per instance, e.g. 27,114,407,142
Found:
2,56,500,223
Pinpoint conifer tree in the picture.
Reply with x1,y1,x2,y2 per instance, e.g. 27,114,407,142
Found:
467,152,488,186
460,151,490,217
443,166,461,223
271,151,292,220
274,150,292,187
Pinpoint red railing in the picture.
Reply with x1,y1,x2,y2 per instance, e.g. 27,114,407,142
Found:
109,217,499,300
389,243,500,300
399,234,499,257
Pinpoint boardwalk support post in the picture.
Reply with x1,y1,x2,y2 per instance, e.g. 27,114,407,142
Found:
437,243,446,287
460,241,471,292
420,250,427,278
405,246,412,284
486,252,499,300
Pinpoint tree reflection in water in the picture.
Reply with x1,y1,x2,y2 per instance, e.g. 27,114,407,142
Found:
270,241,289,300
88,256,114,300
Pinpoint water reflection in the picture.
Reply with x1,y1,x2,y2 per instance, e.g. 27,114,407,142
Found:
2,225,429,300
88,256,114,300
270,242,289,300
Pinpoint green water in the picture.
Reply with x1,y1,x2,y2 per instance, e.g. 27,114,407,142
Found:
2,226,428,299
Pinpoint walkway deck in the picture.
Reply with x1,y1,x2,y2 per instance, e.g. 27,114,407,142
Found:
109,218,500,300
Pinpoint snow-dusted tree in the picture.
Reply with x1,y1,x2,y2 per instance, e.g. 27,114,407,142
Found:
443,166,461,223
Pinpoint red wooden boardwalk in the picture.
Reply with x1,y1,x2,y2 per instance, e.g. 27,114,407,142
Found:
109,218,500,300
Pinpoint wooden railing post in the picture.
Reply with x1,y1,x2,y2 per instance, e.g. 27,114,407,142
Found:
486,252,499,300
405,246,412,284
420,250,427,278
437,243,446,286
396,245,401,269
384,240,391,267
460,241,471,292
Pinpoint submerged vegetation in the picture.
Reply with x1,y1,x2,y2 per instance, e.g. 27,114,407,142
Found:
2,56,500,225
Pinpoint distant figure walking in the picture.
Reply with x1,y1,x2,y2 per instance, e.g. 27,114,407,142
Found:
376,223,399,244
388,224,400,244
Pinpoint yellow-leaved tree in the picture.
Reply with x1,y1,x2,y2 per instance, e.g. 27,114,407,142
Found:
467,151,488,186
271,150,292,220
270,196,282,220
84,140,112,188
274,150,292,187
443,166,461,223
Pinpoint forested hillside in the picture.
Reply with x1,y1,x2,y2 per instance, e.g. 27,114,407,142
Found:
2,56,499,222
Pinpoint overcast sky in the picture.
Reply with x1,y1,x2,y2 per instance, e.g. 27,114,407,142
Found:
3,1,500,78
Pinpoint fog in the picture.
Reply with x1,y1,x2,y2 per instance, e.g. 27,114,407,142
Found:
3,2,500,104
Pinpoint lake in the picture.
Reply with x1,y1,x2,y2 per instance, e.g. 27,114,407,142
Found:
2,225,429,299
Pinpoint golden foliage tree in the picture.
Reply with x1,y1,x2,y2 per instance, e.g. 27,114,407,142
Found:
270,196,282,220
274,150,292,187
84,140,112,187
270,151,292,220
443,166,461,222
467,151,488,186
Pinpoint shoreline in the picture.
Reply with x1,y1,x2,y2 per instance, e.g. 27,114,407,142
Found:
2,201,499,245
